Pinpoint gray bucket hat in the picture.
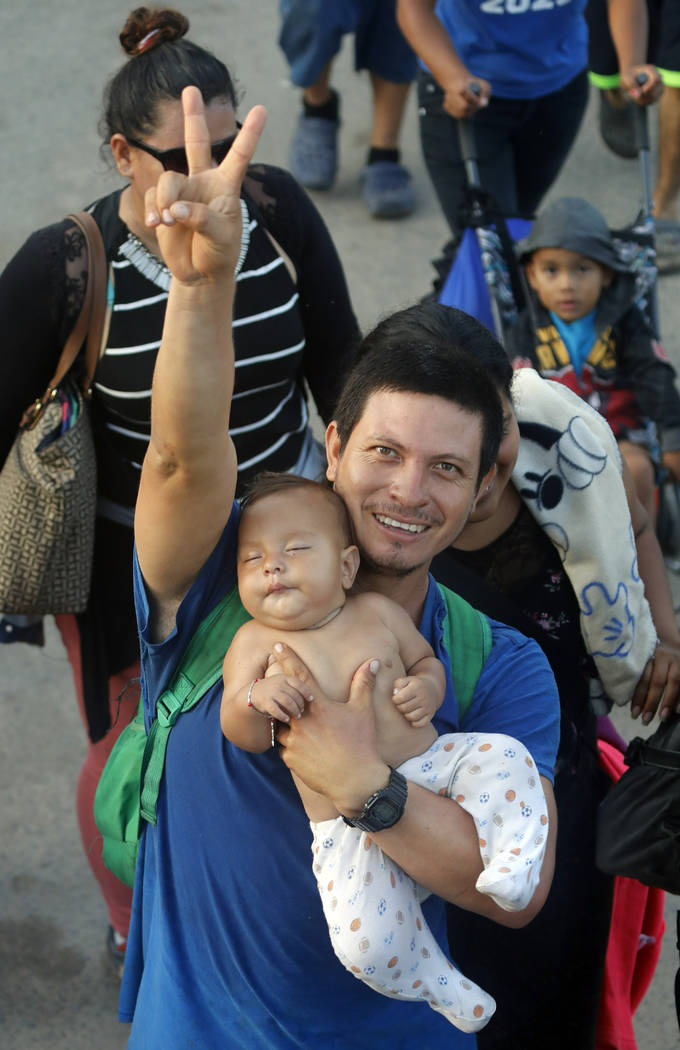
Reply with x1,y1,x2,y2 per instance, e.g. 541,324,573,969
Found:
517,197,629,271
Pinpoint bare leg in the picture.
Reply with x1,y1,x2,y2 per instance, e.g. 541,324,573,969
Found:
369,73,411,150
653,86,680,219
362,74,415,218
290,61,339,190
619,440,657,524
302,62,334,107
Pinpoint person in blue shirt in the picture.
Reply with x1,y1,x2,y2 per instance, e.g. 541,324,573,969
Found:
396,0,662,292
121,86,560,1048
220,472,552,1034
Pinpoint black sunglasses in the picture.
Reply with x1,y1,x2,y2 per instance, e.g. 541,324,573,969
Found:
127,125,241,175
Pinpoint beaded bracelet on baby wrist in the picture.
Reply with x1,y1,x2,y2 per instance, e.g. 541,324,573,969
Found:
246,678,276,748
246,677,261,711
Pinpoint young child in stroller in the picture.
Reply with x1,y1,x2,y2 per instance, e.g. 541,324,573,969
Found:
506,196,680,522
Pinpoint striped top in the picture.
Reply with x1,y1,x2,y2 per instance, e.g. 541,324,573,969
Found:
1,166,359,509
91,193,310,502
0,167,359,706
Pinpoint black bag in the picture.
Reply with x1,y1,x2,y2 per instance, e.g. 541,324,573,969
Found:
596,713,680,895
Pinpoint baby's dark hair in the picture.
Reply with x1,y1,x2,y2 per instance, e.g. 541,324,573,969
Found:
100,7,238,146
240,472,353,546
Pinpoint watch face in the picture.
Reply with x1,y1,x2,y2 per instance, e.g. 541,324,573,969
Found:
371,797,399,825
349,769,407,832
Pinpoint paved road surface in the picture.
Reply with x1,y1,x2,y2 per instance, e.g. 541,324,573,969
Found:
1,2,679,1047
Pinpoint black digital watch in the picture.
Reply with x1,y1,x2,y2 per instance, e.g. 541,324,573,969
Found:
342,767,408,833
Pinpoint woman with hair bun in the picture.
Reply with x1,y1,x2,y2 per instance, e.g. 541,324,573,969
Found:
0,6,359,971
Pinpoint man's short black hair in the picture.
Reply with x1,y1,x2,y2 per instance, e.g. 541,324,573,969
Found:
333,302,507,485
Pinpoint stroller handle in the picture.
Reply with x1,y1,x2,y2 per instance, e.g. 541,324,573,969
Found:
631,72,654,219
632,106,650,154
458,83,482,187
458,119,478,164
633,72,650,154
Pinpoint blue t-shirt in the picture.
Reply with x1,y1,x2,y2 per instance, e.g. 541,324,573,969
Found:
120,503,560,1048
431,0,589,99
550,308,597,375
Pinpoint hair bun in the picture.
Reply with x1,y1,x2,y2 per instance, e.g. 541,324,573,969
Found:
120,7,189,56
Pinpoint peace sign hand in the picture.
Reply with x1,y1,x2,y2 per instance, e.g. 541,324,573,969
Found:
144,85,267,284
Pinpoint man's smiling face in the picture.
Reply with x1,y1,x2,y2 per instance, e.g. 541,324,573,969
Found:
326,389,489,578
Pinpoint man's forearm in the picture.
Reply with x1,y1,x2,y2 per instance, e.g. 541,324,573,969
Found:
334,754,556,926
135,275,238,614
372,778,556,926
148,277,236,473
132,93,266,626
328,757,492,910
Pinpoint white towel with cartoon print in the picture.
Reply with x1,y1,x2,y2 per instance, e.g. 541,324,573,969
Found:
510,367,657,705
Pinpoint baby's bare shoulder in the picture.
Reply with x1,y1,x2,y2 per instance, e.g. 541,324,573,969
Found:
351,591,414,632
351,591,400,617
230,617,278,652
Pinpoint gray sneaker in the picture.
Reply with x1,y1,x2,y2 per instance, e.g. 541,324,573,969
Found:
290,113,340,190
361,161,415,219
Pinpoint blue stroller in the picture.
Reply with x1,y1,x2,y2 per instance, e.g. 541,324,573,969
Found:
439,104,658,344
439,101,680,565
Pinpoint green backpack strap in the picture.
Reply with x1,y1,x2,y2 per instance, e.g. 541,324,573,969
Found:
436,581,492,724
139,584,251,825
94,695,147,888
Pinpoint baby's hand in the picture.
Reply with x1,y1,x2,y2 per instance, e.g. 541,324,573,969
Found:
248,675,310,723
392,676,438,728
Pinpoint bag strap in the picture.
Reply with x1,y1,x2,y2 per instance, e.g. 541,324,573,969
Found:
21,210,107,430
625,735,680,772
436,581,492,722
69,211,108,387
140,586,251,825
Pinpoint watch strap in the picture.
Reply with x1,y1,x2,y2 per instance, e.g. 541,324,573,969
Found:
342,767,408,832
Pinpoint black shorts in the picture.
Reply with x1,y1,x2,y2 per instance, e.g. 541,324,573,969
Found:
587,0,680,85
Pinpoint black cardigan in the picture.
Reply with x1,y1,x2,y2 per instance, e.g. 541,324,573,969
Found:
0,164,359,738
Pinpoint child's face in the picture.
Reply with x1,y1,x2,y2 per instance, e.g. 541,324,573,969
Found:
467,392,520,524
526,247,612,322
237,489,359,630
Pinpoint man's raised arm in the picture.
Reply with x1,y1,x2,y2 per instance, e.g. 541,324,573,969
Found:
134,88,266,632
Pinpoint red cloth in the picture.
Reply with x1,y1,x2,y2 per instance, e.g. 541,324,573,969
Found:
596,739,666,1050
55,613,140,937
